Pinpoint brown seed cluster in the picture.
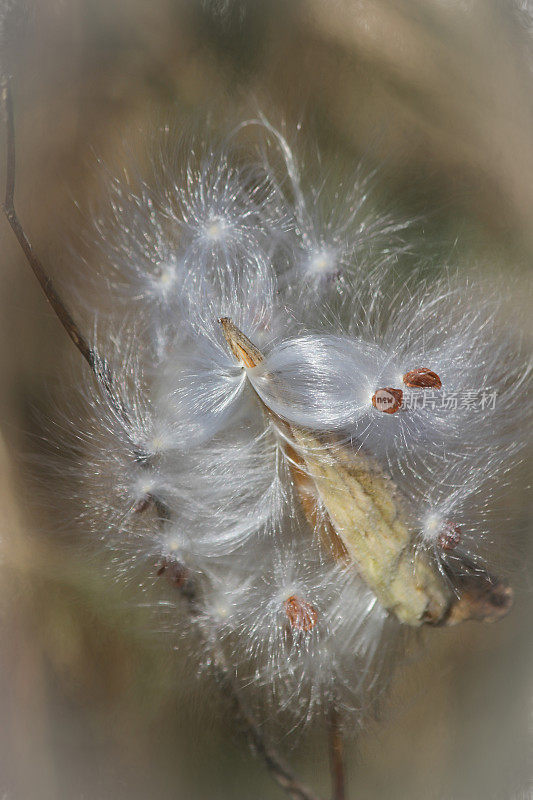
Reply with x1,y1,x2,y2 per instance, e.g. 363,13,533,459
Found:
284,595,318,631
371,387,403,414
402,367,442,389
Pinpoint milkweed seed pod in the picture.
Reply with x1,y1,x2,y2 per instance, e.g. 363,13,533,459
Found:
53,116,530,728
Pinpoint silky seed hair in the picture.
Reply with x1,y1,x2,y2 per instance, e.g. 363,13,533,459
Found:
32,112,531,727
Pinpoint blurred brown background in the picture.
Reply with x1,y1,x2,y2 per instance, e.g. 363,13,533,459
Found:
0,1,532,798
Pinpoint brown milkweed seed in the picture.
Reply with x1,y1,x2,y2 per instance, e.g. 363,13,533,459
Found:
438,521,462,551
371,387,403,414
156,557,189,587
402,368,442,389
284,595,318,631
132,494,152,513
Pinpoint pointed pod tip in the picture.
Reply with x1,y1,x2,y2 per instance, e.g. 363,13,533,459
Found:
219,317,264,368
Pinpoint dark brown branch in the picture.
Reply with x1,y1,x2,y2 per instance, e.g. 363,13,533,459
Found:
1,77,98,373
328,704,346,800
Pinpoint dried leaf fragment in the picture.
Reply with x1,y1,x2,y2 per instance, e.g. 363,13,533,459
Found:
442,554,513,624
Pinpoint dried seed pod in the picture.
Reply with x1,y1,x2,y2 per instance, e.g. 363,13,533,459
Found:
371,387,403,414
284,595,318,631
402,368,442,389
221,319,515,628
438,521,462,551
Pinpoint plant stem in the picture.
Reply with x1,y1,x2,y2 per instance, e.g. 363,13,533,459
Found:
328,703,346,800
1,78,97,374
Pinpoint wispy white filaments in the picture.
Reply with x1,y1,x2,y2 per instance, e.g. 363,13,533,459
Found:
61,116,530,728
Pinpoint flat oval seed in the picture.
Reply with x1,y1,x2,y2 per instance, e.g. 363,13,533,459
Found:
371,387,403,414
403,368,442,389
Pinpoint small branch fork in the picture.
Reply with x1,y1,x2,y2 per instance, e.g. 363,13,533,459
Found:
0,76,338,800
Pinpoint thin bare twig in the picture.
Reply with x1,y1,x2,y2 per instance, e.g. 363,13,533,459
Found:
213,644,325,800
328,704,346,800
1,78,131,426
154,554,324,800
1,73,325,800
1,78,98,373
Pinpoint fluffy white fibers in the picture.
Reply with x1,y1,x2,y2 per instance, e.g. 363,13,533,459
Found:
56,115,531,729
